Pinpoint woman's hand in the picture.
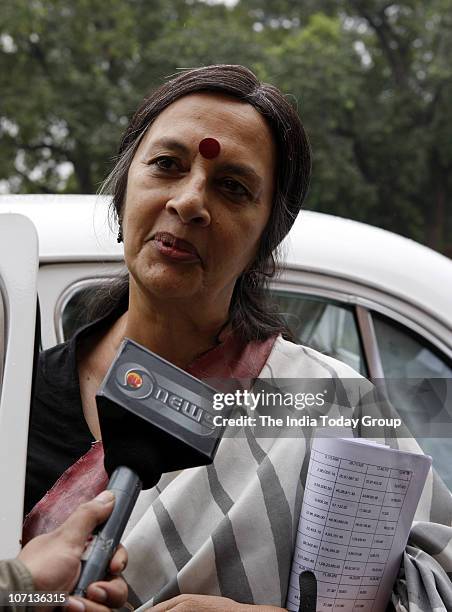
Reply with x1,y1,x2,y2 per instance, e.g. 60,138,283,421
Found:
150,594,286,611
18,490,128,611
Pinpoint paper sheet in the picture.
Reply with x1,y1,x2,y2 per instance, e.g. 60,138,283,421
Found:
286,437,431,611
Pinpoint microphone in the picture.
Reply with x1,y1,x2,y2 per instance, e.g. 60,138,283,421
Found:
73,338,228,597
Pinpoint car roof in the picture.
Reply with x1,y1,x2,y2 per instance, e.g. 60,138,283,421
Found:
0,193,451,327
284,210,451,328
0,194,121,261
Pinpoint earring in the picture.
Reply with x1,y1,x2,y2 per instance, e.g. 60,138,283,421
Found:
244,270,259,288
117,227,123,243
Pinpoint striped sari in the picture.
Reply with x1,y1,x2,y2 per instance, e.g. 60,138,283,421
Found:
120,337,452,611
23,334,452,610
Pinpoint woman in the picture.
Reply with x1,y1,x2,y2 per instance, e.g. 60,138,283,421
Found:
25,65,452,611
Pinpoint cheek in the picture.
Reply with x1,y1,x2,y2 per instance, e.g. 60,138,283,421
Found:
239,219,270,269
122,211,150,269
212,217,264,272
122,190,162,238
122,166,162,224
241,210,271,250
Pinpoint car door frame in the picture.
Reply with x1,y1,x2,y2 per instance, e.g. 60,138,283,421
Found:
273,266,452,382
0,214,38,557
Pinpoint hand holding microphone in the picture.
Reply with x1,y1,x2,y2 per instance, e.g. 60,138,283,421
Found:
18,490,127,611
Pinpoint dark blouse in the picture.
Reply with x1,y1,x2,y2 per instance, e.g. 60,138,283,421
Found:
24,301,127,515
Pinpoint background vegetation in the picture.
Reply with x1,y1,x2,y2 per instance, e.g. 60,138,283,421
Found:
1,0,451,254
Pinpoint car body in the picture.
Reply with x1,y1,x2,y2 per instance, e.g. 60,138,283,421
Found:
0,194,450,361
0,194,451,553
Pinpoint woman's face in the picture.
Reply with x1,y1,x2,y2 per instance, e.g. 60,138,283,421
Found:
122,93,276,314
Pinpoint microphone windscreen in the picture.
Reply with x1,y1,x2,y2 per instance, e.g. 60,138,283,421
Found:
103,435,161,490
100,409,215,489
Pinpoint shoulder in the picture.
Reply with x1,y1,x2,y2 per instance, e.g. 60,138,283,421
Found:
36,298,125,388
261,335,365,379
259,335,374,412
38,340,70,366
32,338,85,426
36,341,75,389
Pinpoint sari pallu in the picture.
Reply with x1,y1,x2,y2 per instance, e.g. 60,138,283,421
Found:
24,336,452,611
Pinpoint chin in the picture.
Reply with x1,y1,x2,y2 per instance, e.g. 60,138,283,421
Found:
137,264,202,300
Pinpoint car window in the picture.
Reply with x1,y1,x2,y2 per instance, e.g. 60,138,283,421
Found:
61,282,104,340
270,291,367,376
373,311,452,489
373,313,452,378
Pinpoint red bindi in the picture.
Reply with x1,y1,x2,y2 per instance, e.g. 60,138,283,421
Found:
198,137,221,159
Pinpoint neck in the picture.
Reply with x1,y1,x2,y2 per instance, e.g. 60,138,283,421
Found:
115,282,230,368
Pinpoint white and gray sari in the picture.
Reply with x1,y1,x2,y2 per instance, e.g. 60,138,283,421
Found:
122,337,452,611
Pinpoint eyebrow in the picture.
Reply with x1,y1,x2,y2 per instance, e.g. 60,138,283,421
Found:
146,137,191,156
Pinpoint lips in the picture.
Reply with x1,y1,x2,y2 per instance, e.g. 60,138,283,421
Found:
151,232,200,261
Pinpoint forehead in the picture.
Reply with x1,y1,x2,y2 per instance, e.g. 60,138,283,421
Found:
139,93,275,168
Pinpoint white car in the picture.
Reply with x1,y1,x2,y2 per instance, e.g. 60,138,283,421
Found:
0,194,451,553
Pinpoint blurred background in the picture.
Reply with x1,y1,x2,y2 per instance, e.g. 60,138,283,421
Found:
1,0,451,255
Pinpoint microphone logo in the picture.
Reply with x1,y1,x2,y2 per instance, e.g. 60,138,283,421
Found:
115,362,215,432
126,371,143,389
118,366,154,399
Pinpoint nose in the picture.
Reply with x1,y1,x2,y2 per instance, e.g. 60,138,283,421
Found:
165,175,211,226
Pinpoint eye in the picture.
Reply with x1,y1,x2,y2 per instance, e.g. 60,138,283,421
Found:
220,178,251,200
150,156,180,171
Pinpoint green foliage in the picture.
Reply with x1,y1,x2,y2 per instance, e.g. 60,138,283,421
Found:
0,0,451,253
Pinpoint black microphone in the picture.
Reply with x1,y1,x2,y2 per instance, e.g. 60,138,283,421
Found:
73,338,228,597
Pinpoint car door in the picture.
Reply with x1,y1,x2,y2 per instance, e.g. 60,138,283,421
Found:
0,214,38,557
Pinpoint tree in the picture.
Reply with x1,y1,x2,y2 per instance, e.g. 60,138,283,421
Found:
243,0,452,252
0,0,259,193
1,0,451,253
